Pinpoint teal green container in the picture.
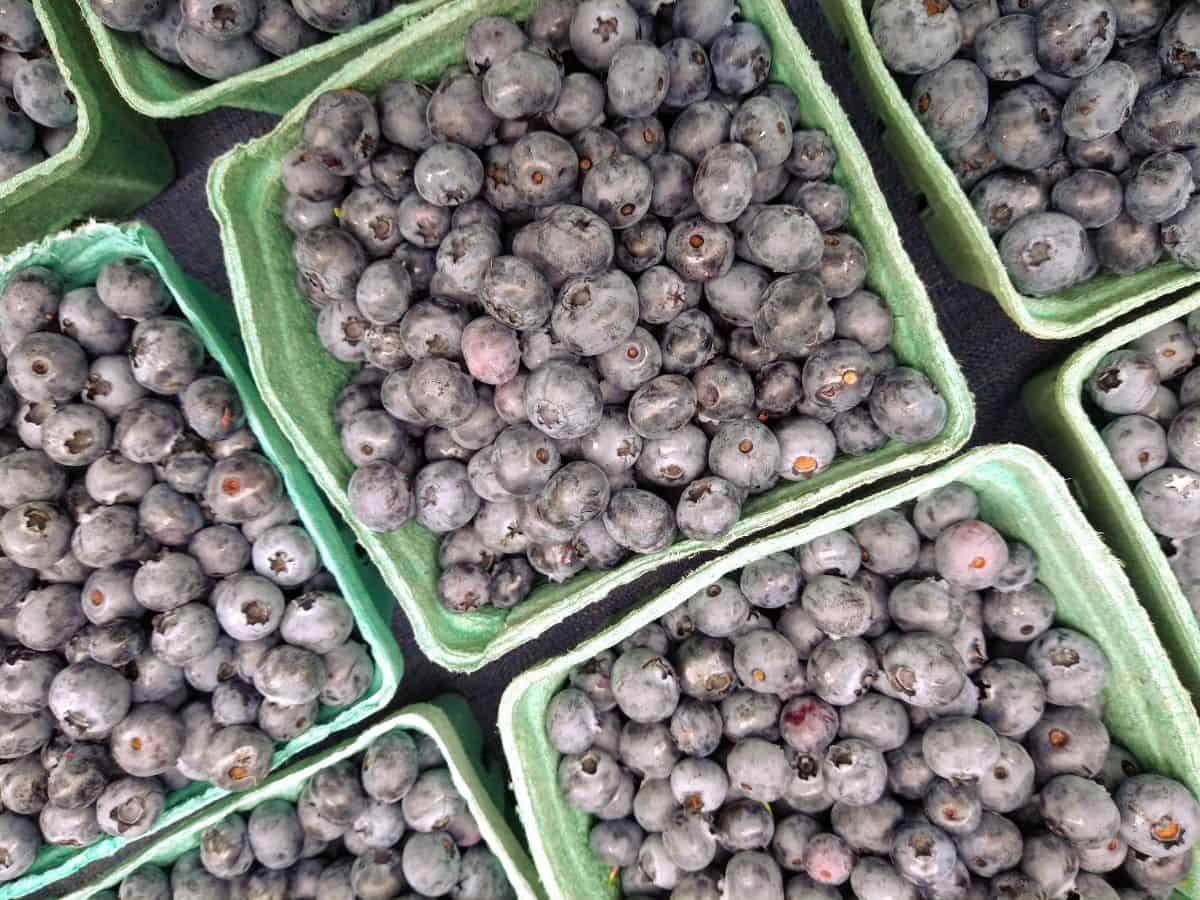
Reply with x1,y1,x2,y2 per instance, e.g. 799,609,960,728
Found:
77,0,452,117
0,2,172,255
62,696,545,900
207,0,974,674
1024,291,1200,702
815,0,1200,340
0,222,403,900
500,445,1200,900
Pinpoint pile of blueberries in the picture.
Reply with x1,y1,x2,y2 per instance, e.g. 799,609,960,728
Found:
0,259,375,883
106,728,515,900
0,1,78,183
281,0,949,615
545,481,1200,898
86,0,408,83
1088,313,1200,615
869,0,1200,296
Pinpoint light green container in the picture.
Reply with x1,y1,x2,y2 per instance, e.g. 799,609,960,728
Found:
1024,292,1200,702
500,445,1200,900
61,696,545,900
207,0,974,674
77,0,452,117
0,2,172,255
0,222,404,900
815,0,1200,340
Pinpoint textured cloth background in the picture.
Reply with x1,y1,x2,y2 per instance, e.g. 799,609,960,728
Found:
109,0,1188,836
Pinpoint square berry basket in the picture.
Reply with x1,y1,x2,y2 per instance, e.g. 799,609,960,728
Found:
498,444,1200,899
207,0,974,673
815,0,1200,340
77,0,453,117
1024,291,1200,702
0,1,172,254
54,695,544,900
0,221,403,899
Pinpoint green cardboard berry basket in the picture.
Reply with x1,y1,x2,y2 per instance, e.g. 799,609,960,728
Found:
58,695,543,900
1024,291,1200,703
0,221,403,900
815,0,1200,340
207,0,973,674
0,1,172,255
77,0,453,117
499,444,1200,899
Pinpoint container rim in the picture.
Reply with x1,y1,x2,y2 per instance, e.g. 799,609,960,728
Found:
1023,288,1200,698
206,0,973,673
59,696,544,900
814,0,1200,339
77,0,453,117
0,220,403,900
499,443,1200,899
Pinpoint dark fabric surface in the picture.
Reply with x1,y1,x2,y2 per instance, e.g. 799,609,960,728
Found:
54,2,1193,891
129,0,1091,756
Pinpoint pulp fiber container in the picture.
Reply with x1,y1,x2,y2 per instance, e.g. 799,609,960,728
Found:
815,0,1200,340
208,0,973,673
0,1,172,254
78,0,452,117
499,444,1200,900
62,696,544,900
1024,292,1200,701
0,222,403,900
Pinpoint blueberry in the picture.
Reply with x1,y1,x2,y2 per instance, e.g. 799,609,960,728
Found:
1088,349,1160,414
675,476,743,540
12,58,75,129
955,811,1023,876
743,206,825,274
463,15,527,76
868,366,947,444
180,0,257,41
1024,626,1106,706
850,856,918,900
1062,62,1139,140
880,632,965,707
1115,773,1200,858
9,331,88,403
1164,196,1200,267
975,658,1046,735
292,0,372,32
935,519,1010,590
413,142,484,208
568,0,639,72
973,13,1037,81
1051,168,1123,228
251,0,320,57
971,172,1048,237
338,186,402,259
1035,0,1116,76
669,99,732,167
604,41,669,119
550,269,639,358
912,60,990,151
346,460,412,532
871,0,962,74
1027,705,1110,779
807,637,878,706
559,748,622,813
1126,151,1194,224
96,775,164,839
1067,132,1132,174
39,801,101,848
1019,834,1080,898
176,27,270,80
1040,774,1121,845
